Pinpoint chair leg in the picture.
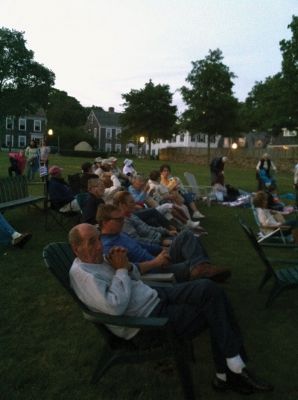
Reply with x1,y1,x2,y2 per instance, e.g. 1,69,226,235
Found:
265,284,284,307
91,346,119,384
173,343,198,400
259,271,272,291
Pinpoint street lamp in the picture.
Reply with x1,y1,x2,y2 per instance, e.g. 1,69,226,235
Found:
138,136,145,157
47,129,60,154
231,142,238,150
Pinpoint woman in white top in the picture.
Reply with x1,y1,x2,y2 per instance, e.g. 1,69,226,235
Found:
253,191,298,242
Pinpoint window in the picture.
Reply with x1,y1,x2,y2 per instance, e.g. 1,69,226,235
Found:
191,135,196,142
18,135,26,147
101,127,106,135
105,143,111,152
93,127,97,138
115,143,121,153
106,128,112,140
19,118,26,131
197,134,206,143
210,135,216,143
5,134,13,147
34,120,41,132
6,117,14,130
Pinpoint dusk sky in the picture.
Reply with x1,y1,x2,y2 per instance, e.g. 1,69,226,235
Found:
1,0,297,113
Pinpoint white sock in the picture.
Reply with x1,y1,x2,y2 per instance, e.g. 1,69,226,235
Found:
226,355,246,374
216,373,227,381
12,231,21,240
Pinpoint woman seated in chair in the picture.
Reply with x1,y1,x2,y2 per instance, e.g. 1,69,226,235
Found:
253,191,298,243
159,164,205,219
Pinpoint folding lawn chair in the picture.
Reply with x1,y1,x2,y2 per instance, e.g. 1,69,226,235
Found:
183,172,215,206
239,218,298,307
43,242,197,399
250,197,297,248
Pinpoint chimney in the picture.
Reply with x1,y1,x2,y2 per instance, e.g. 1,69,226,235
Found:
108,107,114,113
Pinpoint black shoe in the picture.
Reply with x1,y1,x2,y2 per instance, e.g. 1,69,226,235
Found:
212,376,229,392
12,233,32,248
227,368,274,394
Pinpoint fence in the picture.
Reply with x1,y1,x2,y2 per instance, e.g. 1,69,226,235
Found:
159,146,298,172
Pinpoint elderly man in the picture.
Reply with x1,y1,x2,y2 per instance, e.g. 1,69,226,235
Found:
69,223,273,395
96,204,230,282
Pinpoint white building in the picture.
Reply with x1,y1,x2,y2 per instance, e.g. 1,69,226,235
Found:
149,132,226,157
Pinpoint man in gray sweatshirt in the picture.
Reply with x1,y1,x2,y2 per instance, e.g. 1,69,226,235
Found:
69,223,273,395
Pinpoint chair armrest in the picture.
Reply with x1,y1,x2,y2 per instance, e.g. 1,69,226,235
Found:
267,257,298,265
83,309,168,328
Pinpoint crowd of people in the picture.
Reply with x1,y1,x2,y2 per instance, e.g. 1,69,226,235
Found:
3,149,298,394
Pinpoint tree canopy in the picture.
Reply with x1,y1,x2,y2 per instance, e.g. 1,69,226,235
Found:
46,89,91,149
0,27,55,116
120,80,177,154
242,15,298,134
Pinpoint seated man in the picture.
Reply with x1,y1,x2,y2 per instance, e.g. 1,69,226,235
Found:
81,177,105,225
48,166,80,213
0,212,32,247
69,223,273,395
113,191,177,246
96,204,230,282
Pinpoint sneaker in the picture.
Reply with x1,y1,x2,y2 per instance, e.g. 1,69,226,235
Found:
192,210,205,219
190,263,231,282
186,220,200,228
12,233,32,248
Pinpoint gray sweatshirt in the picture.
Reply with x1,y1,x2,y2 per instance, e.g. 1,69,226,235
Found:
69,258,160,339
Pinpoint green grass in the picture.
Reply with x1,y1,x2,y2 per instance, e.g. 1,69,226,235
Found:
0,152,297,400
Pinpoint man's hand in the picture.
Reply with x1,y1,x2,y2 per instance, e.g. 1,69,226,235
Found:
106,246,131,271
154,249,171,268
161,238,172,247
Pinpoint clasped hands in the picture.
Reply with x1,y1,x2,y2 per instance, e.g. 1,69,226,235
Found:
106,246,132,271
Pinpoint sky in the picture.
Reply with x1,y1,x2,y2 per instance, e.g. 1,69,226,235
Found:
1,0,297,113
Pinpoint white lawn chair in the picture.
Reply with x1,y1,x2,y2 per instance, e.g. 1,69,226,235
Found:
183,172,215,207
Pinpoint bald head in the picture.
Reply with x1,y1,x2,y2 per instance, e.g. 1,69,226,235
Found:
69,223,103,264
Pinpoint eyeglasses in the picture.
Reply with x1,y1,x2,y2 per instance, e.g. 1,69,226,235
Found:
109,216,124,222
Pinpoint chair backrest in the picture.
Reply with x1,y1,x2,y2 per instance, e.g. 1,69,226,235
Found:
238,218,277,280
43,242,89,310
183,172,199,195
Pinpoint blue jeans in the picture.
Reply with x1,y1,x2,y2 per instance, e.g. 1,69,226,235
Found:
0,213,15,244
150,279,247,372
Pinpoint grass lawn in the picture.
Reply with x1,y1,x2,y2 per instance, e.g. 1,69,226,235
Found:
0,152,297,400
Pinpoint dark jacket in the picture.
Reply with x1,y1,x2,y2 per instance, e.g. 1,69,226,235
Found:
82,193,105,224
48,177,74,209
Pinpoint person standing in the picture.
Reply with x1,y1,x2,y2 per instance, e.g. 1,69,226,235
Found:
210,156,228,186
256,153,277,190
25,140,39,181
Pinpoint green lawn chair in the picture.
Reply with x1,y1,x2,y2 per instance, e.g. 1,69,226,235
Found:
42,242,198,400
239,219,298,307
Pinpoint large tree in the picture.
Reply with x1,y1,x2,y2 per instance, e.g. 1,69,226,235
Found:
46,89,91,149
181,49,239,161
279,15,298,129
120,80,177,155
0,27,55,116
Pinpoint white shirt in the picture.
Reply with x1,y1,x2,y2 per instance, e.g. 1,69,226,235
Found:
69,258,160,339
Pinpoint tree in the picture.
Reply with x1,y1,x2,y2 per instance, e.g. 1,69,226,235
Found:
0,27,55,116
120,80,177,155
279,15,298,129
181,49,239,161
46,89,90,150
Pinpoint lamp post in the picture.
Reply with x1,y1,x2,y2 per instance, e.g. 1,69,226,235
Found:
139,136,145,157
47,129,60,154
